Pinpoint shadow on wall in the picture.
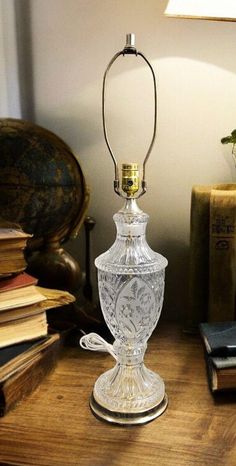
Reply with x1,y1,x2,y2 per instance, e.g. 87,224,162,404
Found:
31,111,192,323
161,239,190,322
14,0,35,121
34,110,102,155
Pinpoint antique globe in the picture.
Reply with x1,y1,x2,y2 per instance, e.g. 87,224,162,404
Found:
0,118,88,290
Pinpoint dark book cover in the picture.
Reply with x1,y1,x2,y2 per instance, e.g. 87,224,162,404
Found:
0,334,60,416
199,321,236,357
204,354,236,392
0,337,47,368
0,334,59,382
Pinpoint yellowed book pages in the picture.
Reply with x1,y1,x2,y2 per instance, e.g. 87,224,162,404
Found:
37,287,76,307
0,242,27,251
0,287,75,323
0,313,47,348
0,286,46,311
0,304,43,323
0,258,26,275
0,229,31,240
0,251,26,261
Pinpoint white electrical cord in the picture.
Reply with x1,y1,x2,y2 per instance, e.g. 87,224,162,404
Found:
79,332,117,361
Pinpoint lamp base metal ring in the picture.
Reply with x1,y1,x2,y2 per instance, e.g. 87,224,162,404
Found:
90,392,168,426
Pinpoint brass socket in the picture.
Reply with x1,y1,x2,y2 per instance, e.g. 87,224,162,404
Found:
122,163,139,196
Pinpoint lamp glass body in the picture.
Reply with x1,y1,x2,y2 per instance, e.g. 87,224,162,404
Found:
92,198,168,424
164,0,236,21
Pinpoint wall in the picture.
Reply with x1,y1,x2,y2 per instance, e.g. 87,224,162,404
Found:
0,0,21,117
4,0,236,319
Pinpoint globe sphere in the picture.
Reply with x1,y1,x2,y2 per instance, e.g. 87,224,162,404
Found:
0,118,87,250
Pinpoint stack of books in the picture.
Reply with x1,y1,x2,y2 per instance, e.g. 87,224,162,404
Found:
0,226,75,415
200,321,236,392
0,227,31,277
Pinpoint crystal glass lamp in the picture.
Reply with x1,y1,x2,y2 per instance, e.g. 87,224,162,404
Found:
80,34,168,425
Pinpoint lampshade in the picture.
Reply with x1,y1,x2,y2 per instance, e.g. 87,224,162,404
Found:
164,0,236,22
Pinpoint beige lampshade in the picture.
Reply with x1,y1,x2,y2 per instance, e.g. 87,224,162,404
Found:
164,0,236,22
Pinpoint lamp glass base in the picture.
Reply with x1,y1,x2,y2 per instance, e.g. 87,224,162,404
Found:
82,198,169,426
90,363,168,426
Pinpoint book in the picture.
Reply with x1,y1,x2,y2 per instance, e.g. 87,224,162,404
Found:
0,227,31,245
187,185,212,330
0,286,75,324
199,321,236,357
0,272,38,292
211,355,236,368
0,303,42,323
0,286,75,348
0,313,48,349
187,184,236,330
206,356,236,392
38,286,76,308
0,226,32,277
0,257,27,277
0,333,60,416
208,189,236,322
0,228,31,277
200,321,236,392
0,334,58,382
0,284,46,311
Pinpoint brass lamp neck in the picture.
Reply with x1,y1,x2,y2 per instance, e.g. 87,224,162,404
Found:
121,163,139,197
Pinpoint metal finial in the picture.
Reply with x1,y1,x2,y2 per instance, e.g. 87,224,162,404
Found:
125,33,135,48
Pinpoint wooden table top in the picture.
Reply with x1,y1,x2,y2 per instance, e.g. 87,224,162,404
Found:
0,322,235,466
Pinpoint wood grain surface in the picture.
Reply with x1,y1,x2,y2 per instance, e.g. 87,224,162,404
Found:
0,322,235,466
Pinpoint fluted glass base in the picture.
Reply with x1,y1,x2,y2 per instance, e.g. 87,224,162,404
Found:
91,362,168,425
81,198,169,425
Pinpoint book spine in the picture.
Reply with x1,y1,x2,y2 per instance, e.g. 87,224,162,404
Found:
187,185,212,330
0,341,59,416
208,189,236,322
